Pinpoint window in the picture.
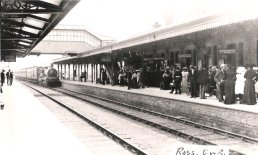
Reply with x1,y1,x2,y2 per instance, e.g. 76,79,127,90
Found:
227,43,236,49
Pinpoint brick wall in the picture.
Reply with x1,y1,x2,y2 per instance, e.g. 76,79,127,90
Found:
62,82,258,138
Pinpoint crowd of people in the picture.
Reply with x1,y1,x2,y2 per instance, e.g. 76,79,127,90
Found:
168,64,258,105
0,69,14,86
109,64,258,105
0,69,14,110
111,67,152,90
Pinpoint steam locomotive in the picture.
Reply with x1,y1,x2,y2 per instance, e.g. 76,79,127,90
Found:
15,66,61,87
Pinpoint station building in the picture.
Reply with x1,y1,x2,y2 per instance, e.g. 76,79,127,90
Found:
53,13,258,84
104,13,258,69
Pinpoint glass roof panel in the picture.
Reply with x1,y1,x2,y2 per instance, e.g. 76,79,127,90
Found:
41,0,62,6
13,19,23,23
22,27,40,34
32,14,52,20
23,17,45,28
21,39,34,43
19,42,31,47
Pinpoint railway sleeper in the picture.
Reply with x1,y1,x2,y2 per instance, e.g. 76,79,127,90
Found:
50,87,258,153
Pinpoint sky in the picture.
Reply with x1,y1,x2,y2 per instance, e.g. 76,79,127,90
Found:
4,0,258,70
59,0,258,40
60,0,176,40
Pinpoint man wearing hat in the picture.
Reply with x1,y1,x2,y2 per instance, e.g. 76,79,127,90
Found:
188,66,198,98
173,66,182,94
198,66,209,99
1,70,5,86
214,65,226,102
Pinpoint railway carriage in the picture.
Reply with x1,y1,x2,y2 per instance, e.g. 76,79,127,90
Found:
15,66,60,87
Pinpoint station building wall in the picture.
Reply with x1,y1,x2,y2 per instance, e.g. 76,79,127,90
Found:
152,24,258,68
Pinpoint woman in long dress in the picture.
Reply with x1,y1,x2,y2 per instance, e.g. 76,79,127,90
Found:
224,65,236,104
241,65,257,105
235,67,246,101
181,67,189,93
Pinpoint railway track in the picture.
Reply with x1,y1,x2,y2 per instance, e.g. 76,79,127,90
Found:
53,87,258,155
25,85,147,155
23,82,196,155
29,88,133,155
23,82,258,155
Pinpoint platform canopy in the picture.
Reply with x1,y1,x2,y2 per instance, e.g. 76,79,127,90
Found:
0,0,80,62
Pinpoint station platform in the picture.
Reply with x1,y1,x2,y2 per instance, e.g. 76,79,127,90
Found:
61,79,258,139
0,81,93,155
62,80,258,113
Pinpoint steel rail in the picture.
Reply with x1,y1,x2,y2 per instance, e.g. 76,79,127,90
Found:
59,88,258,144
24,84,148,155
54,88,246,155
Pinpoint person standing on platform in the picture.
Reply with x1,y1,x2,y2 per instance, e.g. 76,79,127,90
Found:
174,66,182,94
111,71,118,86
6,70,11,86
235,66,246,102
126,69,132,90
163,68,172,90
214,65,226,102
10,71,13,86
188,66,198,98
118,70,125,86
181,67,189,94
224,65,236,104
1,70,5,86
101,69,107,85
0,84,3,110
241,64,258,105
198,66,209,99
131,70,138,88
208,66,217,96
145,67,151,88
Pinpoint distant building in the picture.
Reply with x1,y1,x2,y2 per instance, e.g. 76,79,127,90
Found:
31,25,116,55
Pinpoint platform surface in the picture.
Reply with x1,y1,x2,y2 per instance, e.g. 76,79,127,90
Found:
0,81,93,155
62,80,258,114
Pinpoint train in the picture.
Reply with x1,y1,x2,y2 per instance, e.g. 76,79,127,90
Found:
15,66,61,87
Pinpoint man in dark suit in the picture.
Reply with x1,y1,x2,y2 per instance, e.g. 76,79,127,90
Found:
214,66,226,102
188,66,198,98
174,67,182,94
126,69,132,90
1,70,5,86
6,69,11,85
198,67,209,99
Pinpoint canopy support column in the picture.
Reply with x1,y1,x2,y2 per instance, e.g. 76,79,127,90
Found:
68,64,70,80
57,64,60,79
91,64,93,83
60,64,63,79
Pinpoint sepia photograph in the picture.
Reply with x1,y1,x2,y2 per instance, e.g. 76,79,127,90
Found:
1,0,258,154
